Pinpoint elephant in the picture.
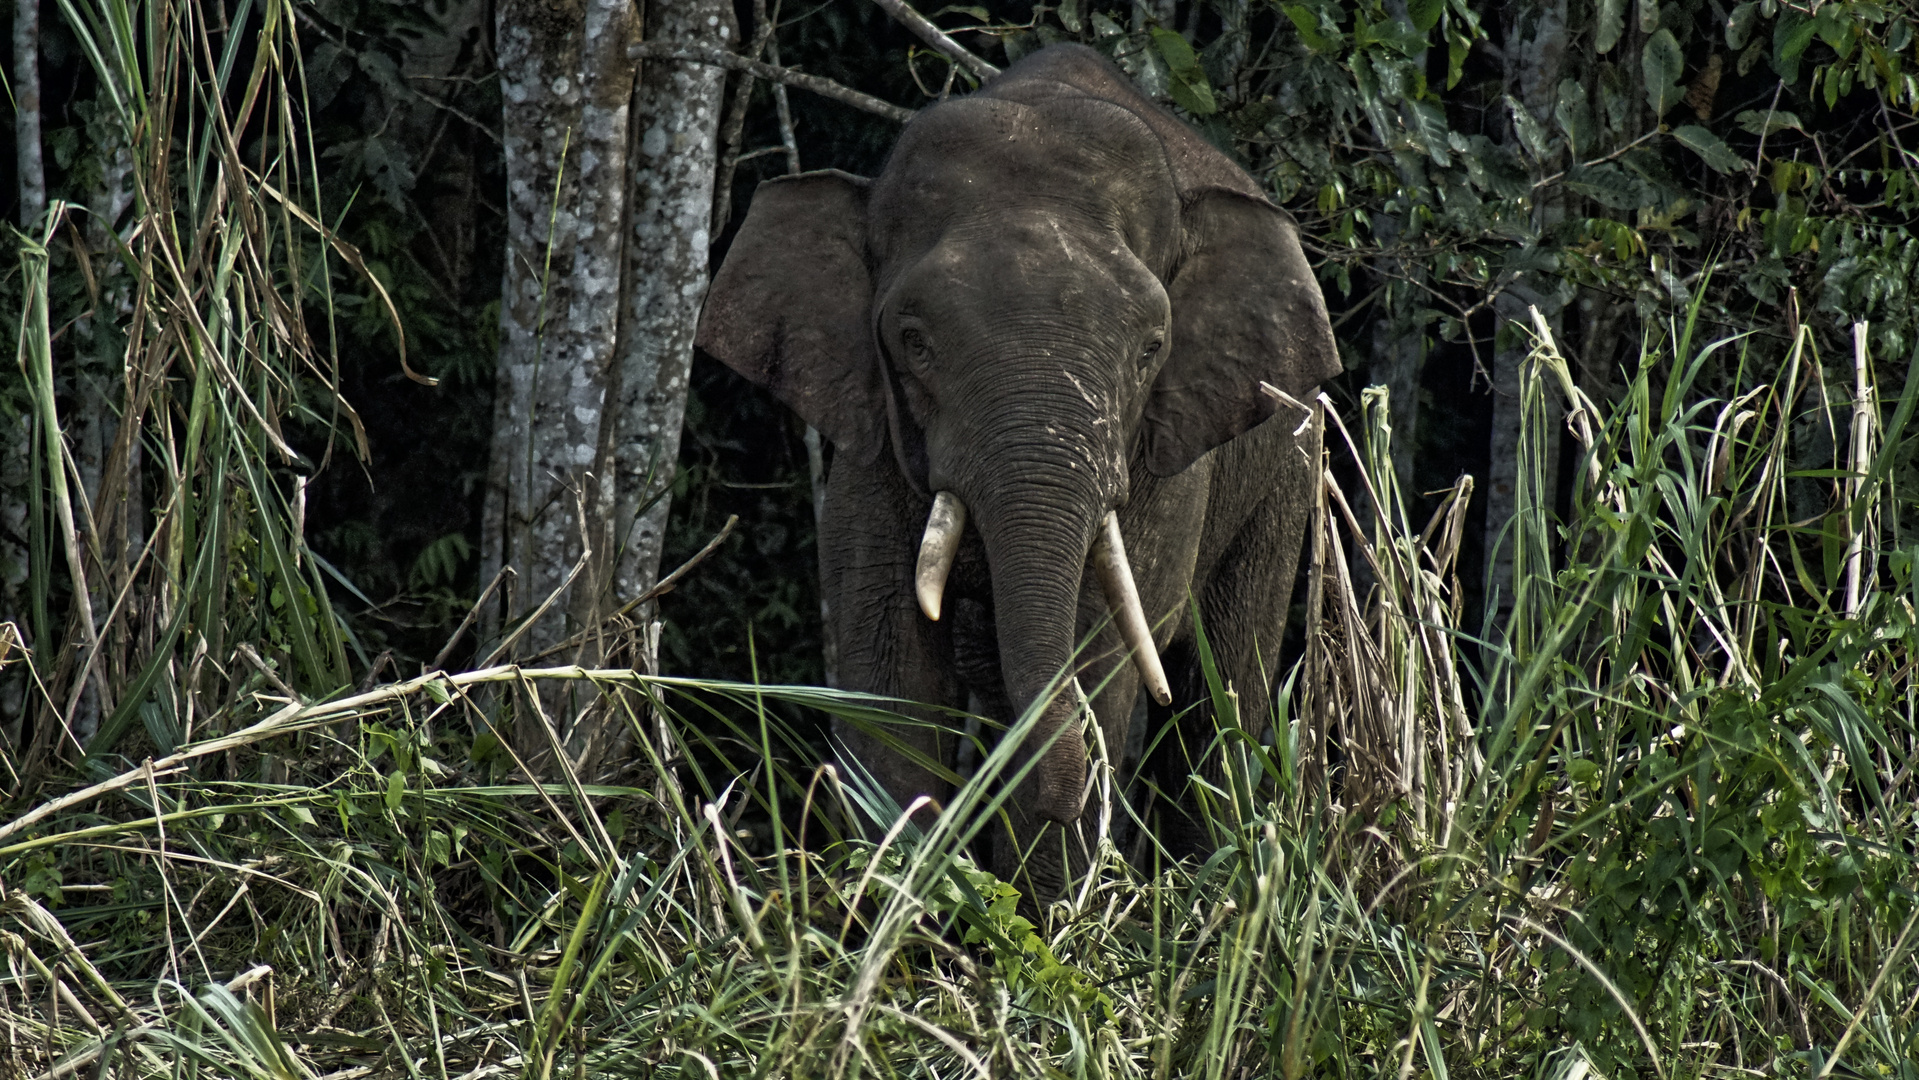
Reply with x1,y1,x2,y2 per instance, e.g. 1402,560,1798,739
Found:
695,43,1340,898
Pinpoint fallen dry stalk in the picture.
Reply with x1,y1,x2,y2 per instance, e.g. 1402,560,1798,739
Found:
0,664,674,848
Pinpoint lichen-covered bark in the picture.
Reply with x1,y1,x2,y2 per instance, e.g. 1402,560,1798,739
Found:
480,0,640,657
5,0,46,740
14,0,43,228
609,0,732,608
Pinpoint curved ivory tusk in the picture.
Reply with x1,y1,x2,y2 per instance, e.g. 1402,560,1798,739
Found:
915,491,968,621
1091,511,1172,706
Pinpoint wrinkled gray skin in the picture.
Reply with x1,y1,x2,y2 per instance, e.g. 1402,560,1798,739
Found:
696,45,1340,899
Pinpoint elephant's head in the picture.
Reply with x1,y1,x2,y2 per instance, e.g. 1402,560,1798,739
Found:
696,60,1339,826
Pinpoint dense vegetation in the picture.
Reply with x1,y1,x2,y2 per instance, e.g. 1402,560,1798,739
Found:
1,0,1917,1075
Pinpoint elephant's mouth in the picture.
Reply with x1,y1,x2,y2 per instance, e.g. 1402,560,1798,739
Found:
914,491,1171,706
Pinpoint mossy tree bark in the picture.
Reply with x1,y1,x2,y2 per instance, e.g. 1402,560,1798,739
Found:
481,0,641,678
608,0,732,626
481,0,731,774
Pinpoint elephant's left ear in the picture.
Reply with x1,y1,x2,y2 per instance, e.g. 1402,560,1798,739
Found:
1141,188,1342,477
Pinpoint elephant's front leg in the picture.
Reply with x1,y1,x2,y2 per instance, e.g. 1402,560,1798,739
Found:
819,448,960,826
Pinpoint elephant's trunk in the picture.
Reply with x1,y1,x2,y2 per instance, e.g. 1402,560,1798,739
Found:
921,500,1169,706
963,472,1107,825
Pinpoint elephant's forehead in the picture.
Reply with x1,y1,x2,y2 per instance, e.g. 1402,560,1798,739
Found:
868,96,1178,263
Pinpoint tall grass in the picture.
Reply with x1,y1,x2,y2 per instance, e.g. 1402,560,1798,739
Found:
4,3,1918,1075
4,286,1917,1077
6,0,378,786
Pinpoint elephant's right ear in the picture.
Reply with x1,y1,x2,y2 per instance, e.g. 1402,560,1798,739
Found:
696,170,881,449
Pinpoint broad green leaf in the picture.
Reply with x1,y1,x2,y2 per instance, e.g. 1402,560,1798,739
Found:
1642,29,1686,117
1735,108,1804,135
1152,26,1220,114
1814,4,1853,52
1500,244,1559,277
1507,95,1556,160
1447,24,1471,87
1362,17,1429,56
1672,124,1747,172
1352,49,1379,98
1409,0,1445,33
1168,60,1218,113
1595,0,1626,52
1150,25,1199,69
1773,13,1817,82
1555,78,1592,155
1637,0,1661,32
1058,0,1083,32
1460,134,1531,196
1725,2,1758,48
1599,61,1630,131
1408,100,1453,166
1564,163,1647,208
1283,5,1339,53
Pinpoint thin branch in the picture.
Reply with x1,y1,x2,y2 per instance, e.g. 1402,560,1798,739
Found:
0,663,735,852
630,40,916,124
713,0,779,233
770,40,803,173
869,0,1000,81
235,643,301,704
430,564,514,672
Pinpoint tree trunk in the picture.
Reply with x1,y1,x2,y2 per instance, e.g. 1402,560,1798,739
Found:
15,0,42,228
1484,0,1568,631
481,0,732,774
7,0,46,756
480,0,641,665
0,410,28,760
607,0,732,619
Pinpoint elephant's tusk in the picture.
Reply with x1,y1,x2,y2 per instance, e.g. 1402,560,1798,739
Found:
1091,511,1173,706
915,491,968,621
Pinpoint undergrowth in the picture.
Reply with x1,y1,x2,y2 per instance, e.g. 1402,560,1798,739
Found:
3,299,1918,1078
2,1,1917,1076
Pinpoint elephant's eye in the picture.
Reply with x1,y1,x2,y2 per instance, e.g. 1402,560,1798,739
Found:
900,326,933,370
1139,339,1163,369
